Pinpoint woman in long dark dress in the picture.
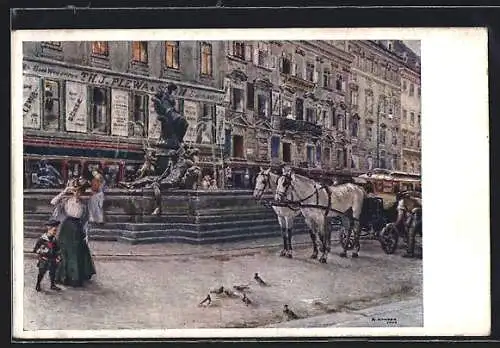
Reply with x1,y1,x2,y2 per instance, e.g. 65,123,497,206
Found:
51,179,96,287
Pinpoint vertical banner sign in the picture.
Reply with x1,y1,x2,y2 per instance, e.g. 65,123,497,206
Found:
148,97,161,139
272,91,280,116
216,105,226,145
23,75,41,129
183,100,199,143
200,105,213,144
65,81,88,133
111,89,130,136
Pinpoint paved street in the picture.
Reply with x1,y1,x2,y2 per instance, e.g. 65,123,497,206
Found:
23,237,422,330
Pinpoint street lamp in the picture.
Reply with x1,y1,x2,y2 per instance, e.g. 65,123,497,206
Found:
376,100,380,169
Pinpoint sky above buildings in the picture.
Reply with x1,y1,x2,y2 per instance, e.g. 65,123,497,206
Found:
403,40,421,56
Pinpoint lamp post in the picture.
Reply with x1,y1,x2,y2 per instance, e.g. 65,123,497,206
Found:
376,99,380,169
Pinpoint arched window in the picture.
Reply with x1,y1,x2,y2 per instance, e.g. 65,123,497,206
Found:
336,75,343,91
337,114,344,131
403,161,408,172
392,129,398,145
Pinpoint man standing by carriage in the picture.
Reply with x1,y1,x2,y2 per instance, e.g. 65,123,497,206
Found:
395,191,422,258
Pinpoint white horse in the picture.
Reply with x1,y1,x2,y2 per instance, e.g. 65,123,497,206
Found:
253,168,319,259
275,169,366,263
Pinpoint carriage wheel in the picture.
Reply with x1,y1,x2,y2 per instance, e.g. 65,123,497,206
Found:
379,223,399,254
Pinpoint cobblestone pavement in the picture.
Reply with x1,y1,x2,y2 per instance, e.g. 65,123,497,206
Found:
266,298,423,328
22,238,422,331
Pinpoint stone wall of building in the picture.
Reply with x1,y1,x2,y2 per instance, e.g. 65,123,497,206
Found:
22,40,421,190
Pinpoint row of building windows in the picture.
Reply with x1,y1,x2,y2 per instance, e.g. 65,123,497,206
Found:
402,132,421,149
353,54,400,84
23,76,221,142
43,41,214,77
402,79,421,98
402,109,421,125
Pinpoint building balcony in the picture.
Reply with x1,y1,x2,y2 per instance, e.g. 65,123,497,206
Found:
280,72,316,91
402,146,421,154
280,118,323,137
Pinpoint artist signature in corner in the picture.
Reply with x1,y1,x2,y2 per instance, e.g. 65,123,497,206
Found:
371,317,398,325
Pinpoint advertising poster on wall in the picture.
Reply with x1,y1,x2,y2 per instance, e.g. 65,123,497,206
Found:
111,89,130,136
65,81,88,133
22,75,41,129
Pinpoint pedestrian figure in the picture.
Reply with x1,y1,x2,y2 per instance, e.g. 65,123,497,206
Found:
33,219,62,292
50,178,96,287
395,191,422,258
254,273,267,286
88,170,105,226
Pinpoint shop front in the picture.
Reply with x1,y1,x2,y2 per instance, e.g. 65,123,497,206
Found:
22,58,225,189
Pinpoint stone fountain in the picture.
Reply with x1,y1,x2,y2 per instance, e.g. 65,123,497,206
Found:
23,83,310,244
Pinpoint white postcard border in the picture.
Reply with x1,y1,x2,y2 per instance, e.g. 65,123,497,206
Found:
11,27,490,339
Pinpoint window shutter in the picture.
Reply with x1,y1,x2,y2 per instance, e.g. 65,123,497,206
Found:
292,62,297,76
313,69,319,83
245,44,252,61
278,57,283,71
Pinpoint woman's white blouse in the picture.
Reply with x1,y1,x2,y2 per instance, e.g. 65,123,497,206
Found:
64,196,84,218
51,191,84,218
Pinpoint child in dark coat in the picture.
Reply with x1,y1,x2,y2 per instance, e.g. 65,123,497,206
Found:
33,219,62,292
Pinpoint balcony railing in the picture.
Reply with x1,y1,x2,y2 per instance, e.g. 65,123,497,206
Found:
280,118,323,137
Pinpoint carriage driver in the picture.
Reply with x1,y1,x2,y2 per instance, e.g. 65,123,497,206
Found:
395,192,422,258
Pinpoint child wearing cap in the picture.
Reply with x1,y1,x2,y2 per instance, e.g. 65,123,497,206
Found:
33,219,62,292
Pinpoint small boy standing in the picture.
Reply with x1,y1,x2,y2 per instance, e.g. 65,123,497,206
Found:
33,219,62,292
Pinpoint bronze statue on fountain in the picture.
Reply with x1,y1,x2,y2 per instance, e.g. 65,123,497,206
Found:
118,83,201,215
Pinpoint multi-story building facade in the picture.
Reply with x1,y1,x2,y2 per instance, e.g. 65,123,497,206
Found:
22,40,226,188
391,42,421,174
345,40,405,173
222,40,354,186
22,40,420,190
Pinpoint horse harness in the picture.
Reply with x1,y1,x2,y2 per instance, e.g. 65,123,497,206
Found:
257,172,301,211
277,174,354,219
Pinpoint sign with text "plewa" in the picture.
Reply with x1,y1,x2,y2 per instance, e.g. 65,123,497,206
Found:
65,81,88,133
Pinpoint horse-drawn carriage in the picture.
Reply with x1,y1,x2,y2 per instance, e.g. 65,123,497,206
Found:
357,169,422,254
253,167,421,262
331,169,422,255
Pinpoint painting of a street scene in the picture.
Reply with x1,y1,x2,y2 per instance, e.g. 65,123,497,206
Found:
20,39,423,331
